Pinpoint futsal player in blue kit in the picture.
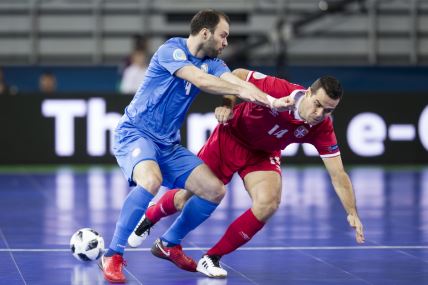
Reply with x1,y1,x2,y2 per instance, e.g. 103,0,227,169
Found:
99,9,294,283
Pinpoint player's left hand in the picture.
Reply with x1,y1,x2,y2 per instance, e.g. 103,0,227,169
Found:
273,96,295,112
347,213,365,244
215,106,233,124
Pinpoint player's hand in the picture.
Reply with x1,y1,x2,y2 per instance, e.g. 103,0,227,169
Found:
272,96,295,112
347,213,365,244
215,106,233,124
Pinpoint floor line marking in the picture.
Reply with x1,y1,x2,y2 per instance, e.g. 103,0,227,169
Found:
123,267,144,285
370,240,428,265
300,250,373,285
0,228,28,285
2,245,428,252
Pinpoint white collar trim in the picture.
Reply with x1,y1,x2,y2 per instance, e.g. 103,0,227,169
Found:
290,89,306,121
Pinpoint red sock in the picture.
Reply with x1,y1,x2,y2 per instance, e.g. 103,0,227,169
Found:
207,209,265,257
145,189,179,224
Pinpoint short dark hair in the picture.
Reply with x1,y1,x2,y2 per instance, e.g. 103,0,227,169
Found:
311,76,343,100
190,9,230,35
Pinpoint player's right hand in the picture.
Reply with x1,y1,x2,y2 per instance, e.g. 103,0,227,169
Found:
273,96,295,112
215,106,233,124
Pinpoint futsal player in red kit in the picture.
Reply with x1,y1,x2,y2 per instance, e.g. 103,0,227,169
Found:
128,68,365,277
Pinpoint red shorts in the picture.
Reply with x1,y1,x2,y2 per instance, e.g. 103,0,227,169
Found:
197,124,281,185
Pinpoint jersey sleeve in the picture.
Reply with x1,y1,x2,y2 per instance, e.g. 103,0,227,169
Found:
208,59,231,77
309,118,341,158
246,71,303,98
157,43,193,75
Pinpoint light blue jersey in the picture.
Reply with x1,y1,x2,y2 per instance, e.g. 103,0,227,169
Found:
117,37,230,146
114,37,230,188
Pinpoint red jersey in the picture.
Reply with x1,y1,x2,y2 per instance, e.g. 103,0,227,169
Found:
227,71,340,158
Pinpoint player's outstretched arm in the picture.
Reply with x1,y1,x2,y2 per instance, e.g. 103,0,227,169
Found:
222,69,295,112
322,155,365,244
176,65,294,111
176,65,243,97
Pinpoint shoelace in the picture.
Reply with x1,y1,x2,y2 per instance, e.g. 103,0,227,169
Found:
112,255,127,267
135,218,154,236
205,255,221,268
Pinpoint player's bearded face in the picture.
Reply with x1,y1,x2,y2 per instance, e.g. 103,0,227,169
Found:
204,36,221,58
203,19,229,58
301,88,339,125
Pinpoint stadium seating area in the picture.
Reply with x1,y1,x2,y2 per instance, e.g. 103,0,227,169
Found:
1,0,427,92
0,0,426,65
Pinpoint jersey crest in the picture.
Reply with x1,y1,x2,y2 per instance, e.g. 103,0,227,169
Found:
294,126,309,138
173,48,187,61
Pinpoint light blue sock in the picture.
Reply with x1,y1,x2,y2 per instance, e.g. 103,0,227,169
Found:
107,186,154,255
161,195,218,245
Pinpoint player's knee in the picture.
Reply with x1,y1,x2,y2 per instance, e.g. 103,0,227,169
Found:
174,190,192,210
260,201,279,216
254,196,281,219
204,179,226,203
134,175,162,194
270,198,281,214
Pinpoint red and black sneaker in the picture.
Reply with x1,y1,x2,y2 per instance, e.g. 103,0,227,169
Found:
98,254,127,283
151,238,197,272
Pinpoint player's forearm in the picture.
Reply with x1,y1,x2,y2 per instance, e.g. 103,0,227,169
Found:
222,73,274,107
198,74,276,108
195,73,243,96
331,172,358,216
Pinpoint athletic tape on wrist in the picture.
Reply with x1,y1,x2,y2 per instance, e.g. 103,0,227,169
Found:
266,95,276,109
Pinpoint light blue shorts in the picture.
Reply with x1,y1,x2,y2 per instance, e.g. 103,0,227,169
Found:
113,129,203,189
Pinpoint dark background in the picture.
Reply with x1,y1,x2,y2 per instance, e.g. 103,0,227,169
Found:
1,92,427,165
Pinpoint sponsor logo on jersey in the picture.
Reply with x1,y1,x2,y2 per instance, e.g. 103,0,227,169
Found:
328,144,339,152
201,63,209,73
270,156,281,170
173,48,187,61
132,147,141,157
294,126,309,138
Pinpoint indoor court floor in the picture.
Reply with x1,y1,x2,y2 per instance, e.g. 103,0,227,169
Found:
0,165,427,285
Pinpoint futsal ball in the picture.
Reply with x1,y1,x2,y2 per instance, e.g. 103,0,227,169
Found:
70,228,105,262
